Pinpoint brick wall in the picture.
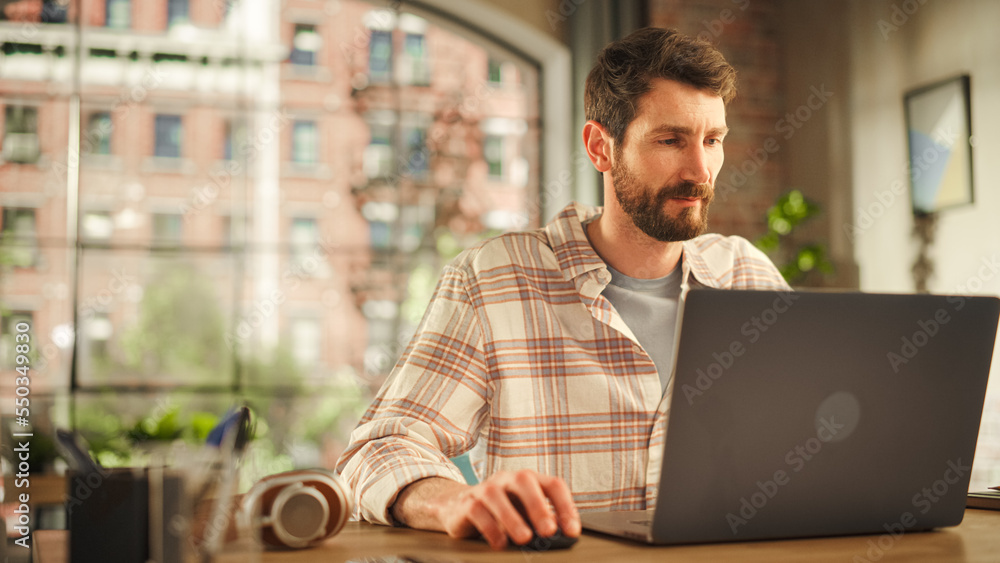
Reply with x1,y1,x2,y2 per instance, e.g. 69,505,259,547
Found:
648,0,784,242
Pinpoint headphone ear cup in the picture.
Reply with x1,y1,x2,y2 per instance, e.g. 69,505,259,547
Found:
241,469,352,549
264,482,329,548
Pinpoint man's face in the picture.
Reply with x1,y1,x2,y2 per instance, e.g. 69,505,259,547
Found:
610,78,728,242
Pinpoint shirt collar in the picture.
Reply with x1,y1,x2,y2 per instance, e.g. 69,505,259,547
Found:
545,202,608,284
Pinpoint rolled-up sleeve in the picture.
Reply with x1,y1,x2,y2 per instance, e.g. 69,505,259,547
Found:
336,261,490,525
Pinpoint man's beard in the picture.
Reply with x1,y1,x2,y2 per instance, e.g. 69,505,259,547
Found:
611,156,715,242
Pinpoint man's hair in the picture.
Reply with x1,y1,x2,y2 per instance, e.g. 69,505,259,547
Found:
584,27,737,150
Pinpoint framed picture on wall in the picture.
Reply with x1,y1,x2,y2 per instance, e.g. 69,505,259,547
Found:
903,75,974,216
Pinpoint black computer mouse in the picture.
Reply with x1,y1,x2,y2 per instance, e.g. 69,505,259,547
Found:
519,525,578,551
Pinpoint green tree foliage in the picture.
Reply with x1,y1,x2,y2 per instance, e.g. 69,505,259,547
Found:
115,261,230,381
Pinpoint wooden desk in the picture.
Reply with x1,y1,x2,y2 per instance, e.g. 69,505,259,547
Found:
32,509,1000,562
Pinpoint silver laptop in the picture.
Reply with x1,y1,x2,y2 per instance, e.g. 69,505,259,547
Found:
581,289,1000,544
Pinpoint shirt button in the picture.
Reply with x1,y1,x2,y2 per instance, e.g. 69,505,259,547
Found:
632,344,643,355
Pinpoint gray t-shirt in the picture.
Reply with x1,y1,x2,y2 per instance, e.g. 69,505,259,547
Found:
601,263,683,393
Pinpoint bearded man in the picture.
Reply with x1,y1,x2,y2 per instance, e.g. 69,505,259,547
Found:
337,27,789,550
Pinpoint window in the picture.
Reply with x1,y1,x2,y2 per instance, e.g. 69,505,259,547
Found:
403,126,427,178
368,30,393,83
487,58,503,83
401,33,430,85
84,112,112,155
0,208,38,267
484,135,504,179
290,217,319,268
105,0,130,29
291,120,318,165
361,201,397,251
363,121,394,179
152,213,182,246
85,313,113,364
289,317,321,368
167,0,189,27
154,114,182,158
223,119,245,161
82,211,114,243
290,24,320,66
3,106,40,164
40,0,68,23
1,2,545,485
0,312,34,369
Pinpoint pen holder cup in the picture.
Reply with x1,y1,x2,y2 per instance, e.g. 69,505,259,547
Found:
67,467,188,563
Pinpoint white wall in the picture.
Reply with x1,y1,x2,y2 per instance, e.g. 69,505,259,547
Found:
847,0,1000,488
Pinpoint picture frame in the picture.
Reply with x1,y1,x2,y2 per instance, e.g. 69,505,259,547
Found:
903,75,974,216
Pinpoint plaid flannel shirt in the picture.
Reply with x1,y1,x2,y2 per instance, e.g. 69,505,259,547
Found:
336,202,790,525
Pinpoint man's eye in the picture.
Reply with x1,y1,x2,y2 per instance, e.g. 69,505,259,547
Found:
659,139,678,145
706,138,723,146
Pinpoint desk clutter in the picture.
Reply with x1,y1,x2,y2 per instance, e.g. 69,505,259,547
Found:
58,406,353,562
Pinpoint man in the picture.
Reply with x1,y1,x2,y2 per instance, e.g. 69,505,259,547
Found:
336,27,789,550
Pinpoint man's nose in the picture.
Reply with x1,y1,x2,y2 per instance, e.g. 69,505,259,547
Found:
680,145,713,185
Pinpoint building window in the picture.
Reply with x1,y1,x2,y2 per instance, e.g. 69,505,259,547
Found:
400,33,430,85
167,0,188,27
223,119,246,161
0,207,38,267
290,217,319,268
2,106,40,164
403,126,427,178
368,30,393,84
289,317,321,368
291,120,318,165
85,313,113,363
363,122,393,179
154,114,182,158
290,24,320,66
105,0,130,29
82,211,114,243
40,0,68,23
361,201,397,251
1,312,34,369
152,213,182,246
487,58,503,83
484,135,504,180
84,112,113,155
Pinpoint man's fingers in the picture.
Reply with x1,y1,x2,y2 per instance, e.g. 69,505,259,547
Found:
464,501,508,550
538,474,581,536
439,470,580,550
509,471,558,537
480,480,534,544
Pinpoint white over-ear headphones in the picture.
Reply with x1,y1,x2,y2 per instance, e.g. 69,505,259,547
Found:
239,469,352,549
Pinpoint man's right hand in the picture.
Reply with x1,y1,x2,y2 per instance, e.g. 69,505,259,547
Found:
390,470,581,550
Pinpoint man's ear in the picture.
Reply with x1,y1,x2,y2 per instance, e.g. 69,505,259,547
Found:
582,120,614,173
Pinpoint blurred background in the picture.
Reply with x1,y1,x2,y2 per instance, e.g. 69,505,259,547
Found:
1,0,998,546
